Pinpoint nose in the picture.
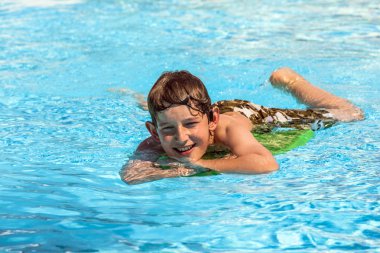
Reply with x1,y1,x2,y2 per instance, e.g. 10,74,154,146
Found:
175,126,189,143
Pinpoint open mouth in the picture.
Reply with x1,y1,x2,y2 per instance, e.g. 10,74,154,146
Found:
174,144,196,154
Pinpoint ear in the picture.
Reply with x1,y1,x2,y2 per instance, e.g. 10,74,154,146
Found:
208,107,219,131
145,121,160,142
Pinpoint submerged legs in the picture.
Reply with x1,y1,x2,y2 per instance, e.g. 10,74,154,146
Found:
269,67,364,121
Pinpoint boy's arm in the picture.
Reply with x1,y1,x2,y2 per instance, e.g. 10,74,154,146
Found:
120,159,200,185
195,124,279,174
120,137,207,185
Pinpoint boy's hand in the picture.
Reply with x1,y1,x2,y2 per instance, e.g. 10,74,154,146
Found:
121,159,209,185
156,156,210,174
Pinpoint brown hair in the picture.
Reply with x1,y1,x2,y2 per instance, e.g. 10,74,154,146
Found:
147,70,212,126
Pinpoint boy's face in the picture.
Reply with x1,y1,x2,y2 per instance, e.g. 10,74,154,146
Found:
147,105,217,163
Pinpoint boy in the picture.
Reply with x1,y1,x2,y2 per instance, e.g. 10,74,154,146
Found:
121,67,364,184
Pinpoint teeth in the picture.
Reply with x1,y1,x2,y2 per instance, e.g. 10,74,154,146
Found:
177,145,193,152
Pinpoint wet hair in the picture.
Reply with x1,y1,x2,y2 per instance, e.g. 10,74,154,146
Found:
147,70,212,126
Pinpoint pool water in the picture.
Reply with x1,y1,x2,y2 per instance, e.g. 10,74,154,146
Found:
1,0,379,251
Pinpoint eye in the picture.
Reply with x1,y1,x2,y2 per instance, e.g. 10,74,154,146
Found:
186,121,199,127
161,126,174,132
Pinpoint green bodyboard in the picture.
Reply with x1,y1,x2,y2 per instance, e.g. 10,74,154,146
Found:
253,129,315,155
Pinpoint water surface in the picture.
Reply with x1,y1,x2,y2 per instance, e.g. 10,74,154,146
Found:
1,0,379,251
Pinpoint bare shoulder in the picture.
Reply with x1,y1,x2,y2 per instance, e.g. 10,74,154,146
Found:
214,112,273,159
214,113,253,144
137,136,163,152
218,112,253,131
135,137,164,161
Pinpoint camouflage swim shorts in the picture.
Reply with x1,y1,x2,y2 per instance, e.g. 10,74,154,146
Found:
213,99,337,132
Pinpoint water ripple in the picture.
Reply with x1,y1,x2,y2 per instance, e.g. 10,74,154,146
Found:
1,0,380,251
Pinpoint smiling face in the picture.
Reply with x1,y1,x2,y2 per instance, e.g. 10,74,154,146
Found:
146,105,217,163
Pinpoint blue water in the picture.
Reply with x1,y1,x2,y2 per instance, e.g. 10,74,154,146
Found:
1,0,379,252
